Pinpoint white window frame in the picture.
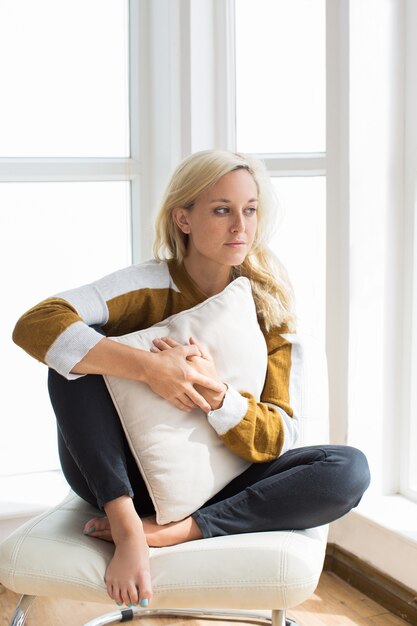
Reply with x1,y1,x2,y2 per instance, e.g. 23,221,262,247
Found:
401,0,417,502
0,0,140,262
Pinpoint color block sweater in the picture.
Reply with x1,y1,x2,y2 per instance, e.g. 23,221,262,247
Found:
13,259,299,462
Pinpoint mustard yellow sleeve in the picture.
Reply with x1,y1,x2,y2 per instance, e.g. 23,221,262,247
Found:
13,297,85,365
207,327,298,463
12,260,174,378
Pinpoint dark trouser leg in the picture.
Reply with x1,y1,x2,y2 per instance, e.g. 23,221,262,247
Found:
48,369,154,515
193,445,370,538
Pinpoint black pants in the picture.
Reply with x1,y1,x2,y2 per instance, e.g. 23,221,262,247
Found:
48,369,370,537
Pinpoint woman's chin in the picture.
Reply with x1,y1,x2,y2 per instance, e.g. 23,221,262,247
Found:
222,247,248,263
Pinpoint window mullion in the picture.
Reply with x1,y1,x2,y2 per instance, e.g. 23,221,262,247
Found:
0,158,140,182
401,0,417,501
214,0,236,150
129,0,142,264
325,0,350,446
259,153,326,177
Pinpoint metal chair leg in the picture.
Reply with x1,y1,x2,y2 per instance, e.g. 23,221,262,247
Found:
8,595,36,626
84,608,289,626
7,597,298,626
271,609,286,626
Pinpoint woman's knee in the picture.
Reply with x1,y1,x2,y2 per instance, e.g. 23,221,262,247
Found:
332,445,371,508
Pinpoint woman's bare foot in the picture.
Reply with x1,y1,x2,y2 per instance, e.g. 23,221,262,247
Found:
84,513,203,548
142,514,202,547
91,496,153,607
106,525,151,607
83,516,113,542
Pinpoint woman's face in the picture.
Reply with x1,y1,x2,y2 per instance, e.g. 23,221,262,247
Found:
174,168,258,270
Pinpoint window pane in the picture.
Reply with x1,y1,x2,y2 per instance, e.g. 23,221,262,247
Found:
235,0,325,154
0,182,131,475
0,0,129,157
270,177,326,343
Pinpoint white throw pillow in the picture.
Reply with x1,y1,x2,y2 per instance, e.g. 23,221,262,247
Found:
103,277,268,524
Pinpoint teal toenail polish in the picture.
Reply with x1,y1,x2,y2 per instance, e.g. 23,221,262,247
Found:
133,603,138,606
140,599,149,607
88,526,95,533
117,602,123,606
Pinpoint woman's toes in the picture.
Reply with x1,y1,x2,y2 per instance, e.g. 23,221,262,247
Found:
138,572,153,606
107,583,120,605
127,584,139,606
83,517,99,534
120,586,133,606
83,516,113,541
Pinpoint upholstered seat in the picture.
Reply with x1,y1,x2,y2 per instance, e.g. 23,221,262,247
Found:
0,491,328,625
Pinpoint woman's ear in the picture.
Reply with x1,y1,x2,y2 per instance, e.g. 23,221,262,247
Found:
173,208,191,234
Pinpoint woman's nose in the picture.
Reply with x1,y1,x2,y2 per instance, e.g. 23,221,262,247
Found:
231,215,245,232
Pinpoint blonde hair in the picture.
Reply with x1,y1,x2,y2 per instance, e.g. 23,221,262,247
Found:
153,150,296,331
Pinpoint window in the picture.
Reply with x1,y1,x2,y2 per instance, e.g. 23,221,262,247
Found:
235,0,415,507
235,0,326,343
0,0,137,476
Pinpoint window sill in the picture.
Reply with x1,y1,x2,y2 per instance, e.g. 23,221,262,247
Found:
329,491,417,591
354,492,417,543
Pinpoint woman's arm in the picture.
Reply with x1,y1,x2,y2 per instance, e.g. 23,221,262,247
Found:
13,262,224,412
150,333,298,460
73,337,224,413
12,261,170,378
205,330,299,462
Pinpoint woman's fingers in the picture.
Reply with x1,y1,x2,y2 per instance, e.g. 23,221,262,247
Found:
173,397,194,412
181,384,216,413
189,336,210,360
152,338,203,358
152,336,181,351
145,342,220,411
179,393,198,410
161,336,179,348
152,338,167,350
191,371,224,393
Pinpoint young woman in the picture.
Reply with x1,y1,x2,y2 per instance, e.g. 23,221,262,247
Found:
13,150,370,610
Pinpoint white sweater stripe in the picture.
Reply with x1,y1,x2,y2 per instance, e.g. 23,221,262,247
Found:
45,321,105,379
207,386,249,436
56,260,175,321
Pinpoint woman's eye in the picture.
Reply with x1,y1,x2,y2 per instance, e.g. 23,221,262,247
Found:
214,207,229,215
245,207,257,214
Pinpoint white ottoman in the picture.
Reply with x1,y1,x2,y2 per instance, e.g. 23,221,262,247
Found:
0,491,327,625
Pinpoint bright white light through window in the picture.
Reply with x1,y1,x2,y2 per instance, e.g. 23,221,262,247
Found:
0,182,131,475
270,177,326,343
0,0,129,157
235,0,325,154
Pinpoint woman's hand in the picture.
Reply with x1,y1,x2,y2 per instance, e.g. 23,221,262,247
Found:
144,341,225,413
72,336,222,413
150,336,227,411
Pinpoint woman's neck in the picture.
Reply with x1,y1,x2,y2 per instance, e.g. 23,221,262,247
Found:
182,257,232,297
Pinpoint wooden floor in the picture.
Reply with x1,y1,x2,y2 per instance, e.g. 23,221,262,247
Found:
0,572,411,626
